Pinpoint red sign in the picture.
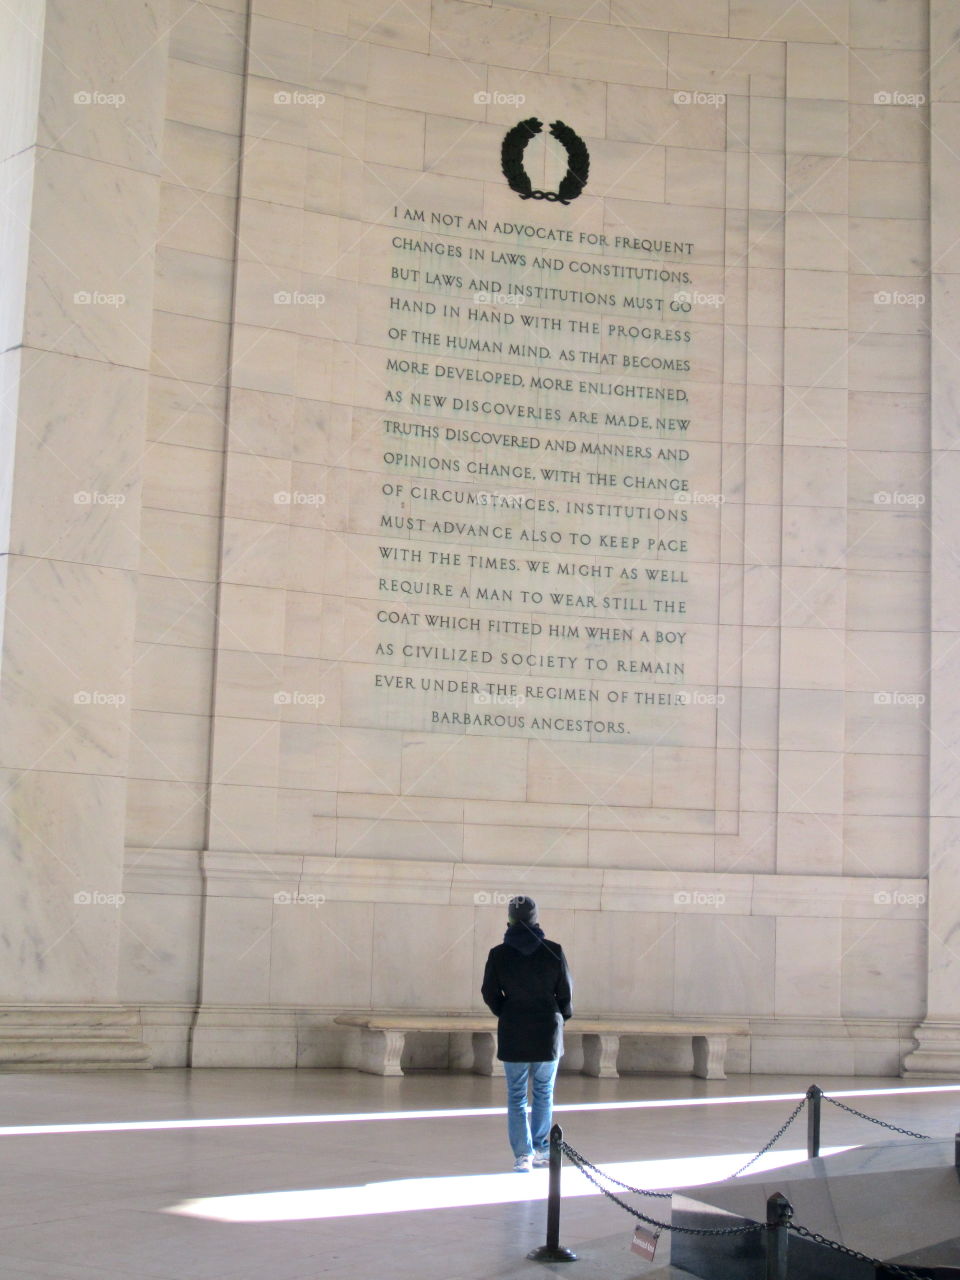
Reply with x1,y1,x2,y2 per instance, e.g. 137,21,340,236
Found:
631,1226,659,1260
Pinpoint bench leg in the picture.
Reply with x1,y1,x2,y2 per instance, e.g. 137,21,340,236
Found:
358,1028,405,1076
560,1035,584,1074
692,1035,727,1080
448,1031,474,1071
582,1033,620,1078
472,1031,503,1076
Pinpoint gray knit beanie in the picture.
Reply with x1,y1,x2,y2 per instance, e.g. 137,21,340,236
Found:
507,895,539,926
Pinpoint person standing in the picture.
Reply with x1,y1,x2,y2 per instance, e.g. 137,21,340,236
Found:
481,895,574,1172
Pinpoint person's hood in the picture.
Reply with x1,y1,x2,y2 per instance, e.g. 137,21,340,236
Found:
503,922,545,955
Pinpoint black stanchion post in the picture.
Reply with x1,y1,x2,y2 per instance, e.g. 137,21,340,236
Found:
528,1124,578,1263
955,1125,960,1181
806,1084,822,1159
765,1191,792,1280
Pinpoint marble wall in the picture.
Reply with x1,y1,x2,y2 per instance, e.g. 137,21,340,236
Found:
0,0,947,1074
0,0,166,1064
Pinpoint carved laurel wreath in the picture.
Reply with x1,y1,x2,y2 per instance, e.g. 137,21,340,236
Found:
501,118,590,205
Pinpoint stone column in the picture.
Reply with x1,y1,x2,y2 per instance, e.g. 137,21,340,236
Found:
0,0,168,1065
903,0,960,1075
769,34,850,1038
776,36,849,882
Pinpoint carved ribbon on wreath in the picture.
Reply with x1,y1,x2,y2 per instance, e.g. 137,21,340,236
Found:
500,118,590,205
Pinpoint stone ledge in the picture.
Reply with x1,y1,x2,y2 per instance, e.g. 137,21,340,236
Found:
0,1005,150,1070
123,849,930,919
334,1013,748,1034
137,1004,924,1074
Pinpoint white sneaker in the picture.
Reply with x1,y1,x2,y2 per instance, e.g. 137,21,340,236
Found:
514,1154,532,1172
532,1148,550,1167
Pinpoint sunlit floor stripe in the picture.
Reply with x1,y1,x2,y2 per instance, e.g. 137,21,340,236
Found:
167,1146,855,1223
0,1084,956,1138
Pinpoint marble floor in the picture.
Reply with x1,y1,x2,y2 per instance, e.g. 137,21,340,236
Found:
0,1068,958,1280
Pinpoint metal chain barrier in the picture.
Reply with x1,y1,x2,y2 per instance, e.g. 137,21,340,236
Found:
555,1146,935,1279
727,1095,809,1178
557,1138,671,1198
558,1139,770,1237
821,1092,932,1142
788,1221,933,1280
560,1092,809,1202
547,1085,940,1267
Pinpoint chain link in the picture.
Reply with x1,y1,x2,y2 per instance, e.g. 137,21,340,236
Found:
558,1141,769,1237
788,1222,932,1280
821,1093,931,1142
727,1096,809,1178
557,1139,671,1198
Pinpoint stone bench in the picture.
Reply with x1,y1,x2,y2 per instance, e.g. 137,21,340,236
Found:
335,1015,503,1077
333,1014,748,1080
572,1019,748,1081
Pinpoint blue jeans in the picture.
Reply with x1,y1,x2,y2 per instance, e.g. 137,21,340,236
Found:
503,1060,559,1158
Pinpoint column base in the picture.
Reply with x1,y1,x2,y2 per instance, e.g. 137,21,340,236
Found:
0,1005,151,1069
901,1021,960,1076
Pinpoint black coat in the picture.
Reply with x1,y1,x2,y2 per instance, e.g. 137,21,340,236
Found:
481,937,573,1062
